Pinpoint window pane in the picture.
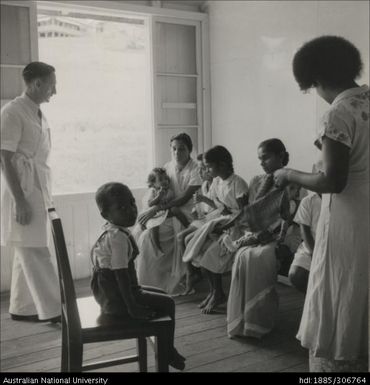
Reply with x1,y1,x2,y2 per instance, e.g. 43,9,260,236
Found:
156,23,196,74
158,76,197,125
37,12,152,194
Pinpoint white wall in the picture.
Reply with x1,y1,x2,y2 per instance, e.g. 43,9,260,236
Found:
207,0,369,182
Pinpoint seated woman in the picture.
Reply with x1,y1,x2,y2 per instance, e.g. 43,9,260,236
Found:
182,145,249,313
227,138,293,339
177,153,216,245
135,133,201,295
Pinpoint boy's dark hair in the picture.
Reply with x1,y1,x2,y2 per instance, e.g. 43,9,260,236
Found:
95,182,130,215
22,61,55,84
147,167,170,188
204,145,234,173
259,138,289,167
170,132,193,153
292,35,363,91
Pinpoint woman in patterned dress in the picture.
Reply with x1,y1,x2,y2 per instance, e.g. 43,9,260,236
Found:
274,36,369,372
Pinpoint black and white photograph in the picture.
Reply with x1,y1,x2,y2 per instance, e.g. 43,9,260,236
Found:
0,0,369,378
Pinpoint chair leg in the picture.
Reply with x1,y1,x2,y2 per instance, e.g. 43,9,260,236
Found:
137,337,147,372
61,320,69,372
155,331,169,372
68,341,83,372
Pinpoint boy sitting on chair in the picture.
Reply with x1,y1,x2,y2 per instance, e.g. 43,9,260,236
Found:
91,182,185,370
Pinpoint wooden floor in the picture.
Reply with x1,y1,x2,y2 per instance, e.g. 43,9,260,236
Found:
0,277,309,373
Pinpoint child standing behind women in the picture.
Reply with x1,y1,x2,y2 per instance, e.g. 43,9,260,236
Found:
90,182,185,370
177,153,216,295
177,154,216,245
288,191,321,293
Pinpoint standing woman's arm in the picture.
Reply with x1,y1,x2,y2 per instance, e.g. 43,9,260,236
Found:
275,137,350,194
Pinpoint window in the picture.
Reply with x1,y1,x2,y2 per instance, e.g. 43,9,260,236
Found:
37,6,153,194
1,1,209,195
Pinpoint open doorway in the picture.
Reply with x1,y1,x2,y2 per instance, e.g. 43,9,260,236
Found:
37,3,152,194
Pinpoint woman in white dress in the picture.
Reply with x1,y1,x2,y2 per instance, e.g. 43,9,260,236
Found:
135,133,201,294
274,36,368,372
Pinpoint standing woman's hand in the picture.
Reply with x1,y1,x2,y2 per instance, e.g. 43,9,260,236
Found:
15,197,32,225
273,168,292,189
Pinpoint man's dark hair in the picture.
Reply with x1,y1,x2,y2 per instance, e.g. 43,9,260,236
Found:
22,61,55,84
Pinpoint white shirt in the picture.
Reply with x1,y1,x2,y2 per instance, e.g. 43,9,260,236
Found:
92,223,135,270
164,158,202,218
209,174,249,214
294,193,322,256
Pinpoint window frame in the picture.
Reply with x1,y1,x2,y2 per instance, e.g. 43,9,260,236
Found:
1,0,211,188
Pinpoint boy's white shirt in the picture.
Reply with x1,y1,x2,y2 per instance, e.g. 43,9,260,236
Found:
92,223,134,270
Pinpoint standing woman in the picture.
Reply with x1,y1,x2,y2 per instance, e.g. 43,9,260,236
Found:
136,133,201,294
1,62,61,322
274,36,369,372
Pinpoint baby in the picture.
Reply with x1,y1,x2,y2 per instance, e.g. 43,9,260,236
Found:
143,168,188,251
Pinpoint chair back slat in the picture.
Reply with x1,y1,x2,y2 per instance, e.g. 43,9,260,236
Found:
48,209,82,333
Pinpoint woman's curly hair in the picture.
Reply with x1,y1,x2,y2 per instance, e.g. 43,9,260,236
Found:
147,167,170,188
292,35,363,91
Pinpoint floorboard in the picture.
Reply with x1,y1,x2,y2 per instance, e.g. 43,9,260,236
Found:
0,277,309,373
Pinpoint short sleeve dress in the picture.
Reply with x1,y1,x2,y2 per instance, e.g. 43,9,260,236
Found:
296,85,369,361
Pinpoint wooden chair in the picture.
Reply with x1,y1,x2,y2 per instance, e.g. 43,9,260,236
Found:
48,208,172,372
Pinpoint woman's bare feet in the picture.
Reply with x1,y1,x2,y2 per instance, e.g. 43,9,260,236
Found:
182,271,202,296
181,287,196,296
201,293,227,314
198,292,213,308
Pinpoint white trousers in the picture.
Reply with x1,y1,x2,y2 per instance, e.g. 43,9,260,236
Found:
9,246,61,320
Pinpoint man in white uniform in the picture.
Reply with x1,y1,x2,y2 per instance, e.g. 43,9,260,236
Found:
1,62,61,322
